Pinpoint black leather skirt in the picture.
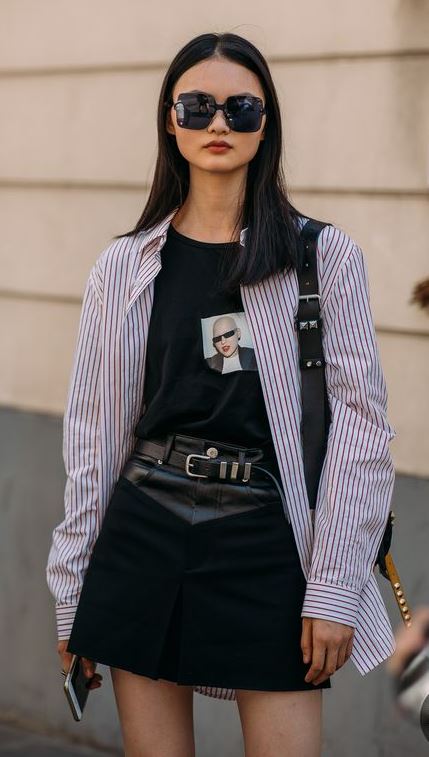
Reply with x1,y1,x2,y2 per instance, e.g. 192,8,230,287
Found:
66,433,331,693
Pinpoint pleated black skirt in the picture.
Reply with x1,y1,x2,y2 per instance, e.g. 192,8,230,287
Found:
67,448,331,693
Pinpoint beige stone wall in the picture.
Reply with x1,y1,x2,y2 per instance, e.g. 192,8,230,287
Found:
1,1,428,475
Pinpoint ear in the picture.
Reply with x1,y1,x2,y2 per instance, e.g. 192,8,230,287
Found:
166,108,176,136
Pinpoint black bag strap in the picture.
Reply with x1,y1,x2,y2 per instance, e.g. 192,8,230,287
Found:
296,217,393,578
296,218,332,510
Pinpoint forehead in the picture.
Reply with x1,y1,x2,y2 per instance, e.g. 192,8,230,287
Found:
173,57,264,100
213,316,235,332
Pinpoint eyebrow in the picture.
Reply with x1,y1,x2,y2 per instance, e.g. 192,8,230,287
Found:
185,89,258,98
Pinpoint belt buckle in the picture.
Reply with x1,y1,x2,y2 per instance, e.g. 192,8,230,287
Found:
185,453,210,478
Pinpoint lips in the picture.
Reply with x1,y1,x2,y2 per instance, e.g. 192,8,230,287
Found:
205,141,231,148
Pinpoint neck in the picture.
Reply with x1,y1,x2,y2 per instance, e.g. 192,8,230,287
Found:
172,165,246,243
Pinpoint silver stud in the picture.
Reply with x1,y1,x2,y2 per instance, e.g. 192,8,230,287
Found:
206,447,218,458
309,320,318,329
306,361,312,367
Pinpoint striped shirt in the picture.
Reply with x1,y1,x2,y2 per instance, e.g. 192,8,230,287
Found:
46,207,397,701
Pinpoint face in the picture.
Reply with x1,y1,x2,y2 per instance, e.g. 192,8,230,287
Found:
212,316,240,357
166,57,266,175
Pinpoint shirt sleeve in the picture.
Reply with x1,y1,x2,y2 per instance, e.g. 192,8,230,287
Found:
301,242,396,627
46,267,102,640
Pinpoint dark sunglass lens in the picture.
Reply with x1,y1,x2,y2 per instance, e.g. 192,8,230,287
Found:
213,329,235,343
176,93,214,129
227,96,262,132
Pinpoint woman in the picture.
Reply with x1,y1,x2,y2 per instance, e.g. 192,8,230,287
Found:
46,32,396,756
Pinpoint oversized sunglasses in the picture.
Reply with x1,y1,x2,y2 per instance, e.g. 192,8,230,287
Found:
212,328,237,344
169,92,266,132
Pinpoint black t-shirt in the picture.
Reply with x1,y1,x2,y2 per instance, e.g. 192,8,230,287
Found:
134,223,281,475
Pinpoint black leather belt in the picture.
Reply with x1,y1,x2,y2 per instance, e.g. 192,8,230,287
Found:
128,434,291,523
133,435,266,483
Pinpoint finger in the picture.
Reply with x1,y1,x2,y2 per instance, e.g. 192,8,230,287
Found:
305,638,326,683
336,634,354,669
87,670,103,686
345,635,354,660
81,657,97,678
312,644,339,685
335,642,348,670
90,673,103,684
87,678,103,690
301,618,313,664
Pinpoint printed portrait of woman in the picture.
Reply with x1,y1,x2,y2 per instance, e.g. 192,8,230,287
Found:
201,312,258,374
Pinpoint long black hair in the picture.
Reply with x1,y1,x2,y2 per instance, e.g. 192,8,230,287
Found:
114,32,304,293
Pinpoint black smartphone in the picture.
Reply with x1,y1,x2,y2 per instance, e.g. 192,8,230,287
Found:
63,654,97,721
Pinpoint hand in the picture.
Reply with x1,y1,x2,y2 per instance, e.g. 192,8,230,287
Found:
57,639,103,690
301,617,355,685
386,606,429,677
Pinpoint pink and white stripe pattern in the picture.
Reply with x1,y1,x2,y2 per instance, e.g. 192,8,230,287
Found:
46,207,396,700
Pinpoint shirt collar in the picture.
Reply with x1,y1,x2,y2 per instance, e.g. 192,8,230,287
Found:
139,206,248,250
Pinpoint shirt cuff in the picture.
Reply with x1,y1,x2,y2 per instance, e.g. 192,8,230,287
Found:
301,582,361,628
56,603,79,640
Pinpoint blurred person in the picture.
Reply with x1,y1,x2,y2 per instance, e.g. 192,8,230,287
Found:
388,607,429,677
46,31,396,757
387,607,429,741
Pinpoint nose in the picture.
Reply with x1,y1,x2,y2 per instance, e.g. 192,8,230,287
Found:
207,108,230,131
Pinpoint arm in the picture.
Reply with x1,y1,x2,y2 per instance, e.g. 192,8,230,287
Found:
301,241,396,628
46,266,102,640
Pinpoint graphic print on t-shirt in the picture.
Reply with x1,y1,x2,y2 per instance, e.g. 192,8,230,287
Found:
201,311,258,374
